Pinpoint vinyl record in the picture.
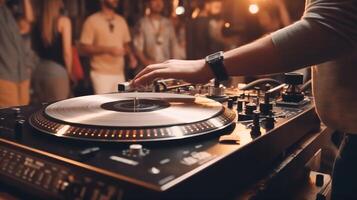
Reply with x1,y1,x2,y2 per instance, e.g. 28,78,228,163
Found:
45,93,223,127
30,93,236,142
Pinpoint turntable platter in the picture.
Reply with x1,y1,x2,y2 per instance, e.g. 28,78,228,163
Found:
45,93,223,127
29,93,235,142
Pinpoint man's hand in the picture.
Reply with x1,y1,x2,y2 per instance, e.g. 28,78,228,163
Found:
132,59,214,86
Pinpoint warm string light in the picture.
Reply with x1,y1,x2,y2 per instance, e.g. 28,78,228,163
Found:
173,0,185,16
249,3,260,14
176,6,185,15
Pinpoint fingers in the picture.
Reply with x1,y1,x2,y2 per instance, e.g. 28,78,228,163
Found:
134,63,166,82
134,69,170,86
133,59,195,86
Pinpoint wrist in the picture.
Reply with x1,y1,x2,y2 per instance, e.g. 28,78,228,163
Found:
205,51,229,81
198,59,215,80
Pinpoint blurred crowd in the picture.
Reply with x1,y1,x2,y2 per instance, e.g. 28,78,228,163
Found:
0,0,302,108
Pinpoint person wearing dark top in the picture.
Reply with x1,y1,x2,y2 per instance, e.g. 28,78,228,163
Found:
35,28,65,67
32,0,72,103
0,0,34,108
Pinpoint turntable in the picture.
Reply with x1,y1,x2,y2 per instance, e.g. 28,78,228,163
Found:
30,93,236,142
0,84,322,200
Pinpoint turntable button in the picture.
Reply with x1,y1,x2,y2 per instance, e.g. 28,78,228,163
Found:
148,167,160,175
129,144,143,156
78,147,100,160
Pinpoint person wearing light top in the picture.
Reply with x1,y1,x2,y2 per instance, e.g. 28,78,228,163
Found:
80,0,137,94
133,0,179,72
133,0,357,199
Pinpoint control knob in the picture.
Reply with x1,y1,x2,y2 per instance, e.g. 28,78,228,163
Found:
237,99,244,112
227,98,234,109
264,115,275,130
250,111,261,136
245,103,257,115
260,92,273,115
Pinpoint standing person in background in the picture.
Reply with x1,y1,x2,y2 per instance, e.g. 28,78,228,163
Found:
80,0,137,94
133,0,178,73
0,0,34,108
32,0,72,103
11,0,39,83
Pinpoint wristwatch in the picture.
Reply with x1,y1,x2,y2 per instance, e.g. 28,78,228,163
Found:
205,51,229,81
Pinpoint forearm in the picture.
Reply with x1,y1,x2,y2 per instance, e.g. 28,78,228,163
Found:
64,52,72,74
23,0,34,23
223,36,289,77
80,44,111,56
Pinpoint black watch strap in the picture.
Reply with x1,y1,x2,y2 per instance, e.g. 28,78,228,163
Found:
205,51,229,81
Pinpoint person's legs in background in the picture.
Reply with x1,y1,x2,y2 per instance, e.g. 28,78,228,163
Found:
90,70,125,94
32,60,70,103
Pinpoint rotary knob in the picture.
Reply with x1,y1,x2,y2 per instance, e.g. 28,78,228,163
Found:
237,99,244,112
245,103,257,115
227,98,234,109
264,115,275,130
260,92,273,115
129,144,143,156
250,111,261,136
123,144,150,157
